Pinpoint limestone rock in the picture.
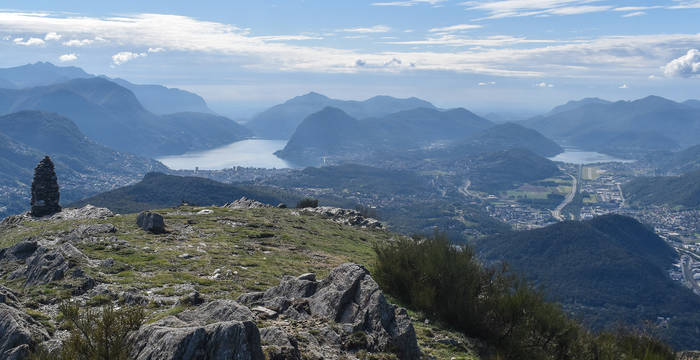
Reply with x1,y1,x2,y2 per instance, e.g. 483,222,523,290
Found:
0,286,50,359
239,263,420,360
1,241,94,292
30,156,61,218
129,300,263,360
224,197,273,209
260,326,301,360
50,205,114,220
300,207,382,229
137,211,165,234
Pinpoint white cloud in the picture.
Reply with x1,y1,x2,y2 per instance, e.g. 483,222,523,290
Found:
462,0,612,19
478,81,496,86
663,49,700,78
429,24,482,33
535,82,555,87
44,32,61,41
0,12,699,78
622,11,646,17
2,35,9,41
63,38,93,47
13,37,44,46
339,25,391,33
147,47,165,53
385,34,556,47
619,84,628,88
253,35,322,41
372,0,444,6
613,6,663,11
58,53,77,62
112,51,147,65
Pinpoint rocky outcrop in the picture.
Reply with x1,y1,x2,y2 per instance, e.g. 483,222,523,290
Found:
300,207,382,229
30,156,61,218
224,197,273,209
137,211,165,234
0,285,50,360
129,300,264,360
238,263,419,360
50,205,114,220
1,241,95,293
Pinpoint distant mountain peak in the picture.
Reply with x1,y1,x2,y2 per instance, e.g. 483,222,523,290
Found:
290,92,330,102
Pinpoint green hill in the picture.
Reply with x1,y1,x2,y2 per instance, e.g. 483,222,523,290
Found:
476,214,700,349
467,148,562,193
0,77,250,156
70,172,298,213
623,170,700,208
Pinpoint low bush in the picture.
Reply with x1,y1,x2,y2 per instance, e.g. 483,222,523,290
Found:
296,198,319,208
373,232,675,360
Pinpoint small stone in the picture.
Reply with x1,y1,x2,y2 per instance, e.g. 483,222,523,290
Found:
252,306,278,319
196,209,213,215
178,253,192,259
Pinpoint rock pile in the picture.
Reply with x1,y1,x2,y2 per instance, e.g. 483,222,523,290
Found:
30,156,61,218
224,197,273,209
300,207,382,229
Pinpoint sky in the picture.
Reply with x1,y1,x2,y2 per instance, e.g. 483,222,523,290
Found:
0,0,699,117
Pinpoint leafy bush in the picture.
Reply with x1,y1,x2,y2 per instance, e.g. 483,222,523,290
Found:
373,232,675,360
296,197,319,208
31,303,144,360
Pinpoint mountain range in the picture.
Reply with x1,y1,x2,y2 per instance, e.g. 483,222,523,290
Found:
247,92,437,139
523,95,700,155
0,77,251,156
0,110,165,217
276,106,496,165
0,62,213,114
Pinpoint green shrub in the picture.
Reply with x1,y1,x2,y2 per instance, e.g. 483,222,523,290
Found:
373,232,675,360
31,303,145,360
296,198,319,208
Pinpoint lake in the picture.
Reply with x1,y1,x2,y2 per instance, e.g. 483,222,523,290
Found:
548,149,634,164
157,139,295,170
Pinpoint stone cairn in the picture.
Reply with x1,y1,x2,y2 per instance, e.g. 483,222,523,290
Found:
30,156,61,217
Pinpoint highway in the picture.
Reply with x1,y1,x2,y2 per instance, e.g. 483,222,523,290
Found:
552,174,577,221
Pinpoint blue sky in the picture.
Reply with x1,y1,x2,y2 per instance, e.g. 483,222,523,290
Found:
1,0,699,117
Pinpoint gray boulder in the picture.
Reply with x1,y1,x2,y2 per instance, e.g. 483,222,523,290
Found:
2,241,94,293
8,245,68,287
260,326,301,360
0,286,50,360
129,300,264,360
224,197,272,209
137,211,166,234
239,263,420,360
